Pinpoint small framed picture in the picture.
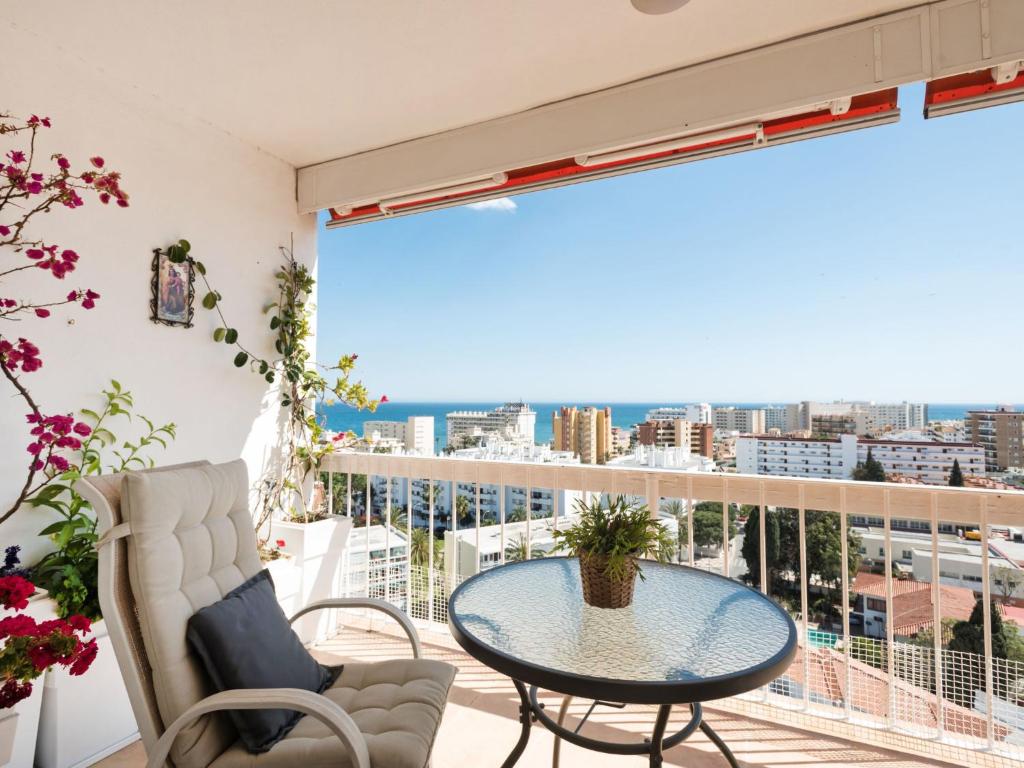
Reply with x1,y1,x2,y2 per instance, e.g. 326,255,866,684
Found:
150,249,194,327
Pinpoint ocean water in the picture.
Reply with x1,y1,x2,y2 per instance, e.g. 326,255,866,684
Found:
320,402,1017,452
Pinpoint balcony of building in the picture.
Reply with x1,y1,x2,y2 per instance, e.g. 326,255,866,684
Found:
4,3,1024,768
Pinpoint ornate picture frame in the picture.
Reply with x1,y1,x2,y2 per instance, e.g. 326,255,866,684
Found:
150,248,195,327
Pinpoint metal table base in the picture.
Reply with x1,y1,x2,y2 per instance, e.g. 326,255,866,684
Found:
500,680,740,768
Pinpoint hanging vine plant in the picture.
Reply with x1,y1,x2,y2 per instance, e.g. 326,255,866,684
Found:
161,238,384,538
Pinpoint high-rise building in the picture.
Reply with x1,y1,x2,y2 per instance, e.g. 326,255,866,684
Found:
553,405,612,464
795,401,927,434
811,413,858,438
446,402,535,448
712,406,766,434
646,405,711,424
363,416,435,455
636,418,712,458
966,406,1024,472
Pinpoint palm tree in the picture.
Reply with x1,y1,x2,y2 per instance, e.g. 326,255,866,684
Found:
660,499,687,563
506,505,528,524
389,505,408,529
454,494,471,525
504,534,541,563
410,527,444,570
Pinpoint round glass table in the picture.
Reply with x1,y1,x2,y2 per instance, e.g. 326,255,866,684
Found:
448,557,796,768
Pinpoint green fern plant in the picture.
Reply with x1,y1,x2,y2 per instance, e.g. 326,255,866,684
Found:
551,495,674,581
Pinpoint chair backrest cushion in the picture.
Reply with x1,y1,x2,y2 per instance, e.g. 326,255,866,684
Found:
122,459,261,768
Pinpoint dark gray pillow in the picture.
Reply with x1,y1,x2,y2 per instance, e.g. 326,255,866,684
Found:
186,569,334,753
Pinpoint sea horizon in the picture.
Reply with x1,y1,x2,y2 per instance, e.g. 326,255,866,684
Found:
321,401,1020,452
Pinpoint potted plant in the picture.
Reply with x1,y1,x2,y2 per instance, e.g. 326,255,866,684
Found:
552,495,673,609
0,570,96,767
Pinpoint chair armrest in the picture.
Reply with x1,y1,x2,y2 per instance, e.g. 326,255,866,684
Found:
290,597,422,659
146,687,369,768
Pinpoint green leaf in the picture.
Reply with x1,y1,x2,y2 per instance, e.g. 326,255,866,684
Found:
202,292,218,310
166,245,185,263
213,328,226,342
259,361,268,374
265,371,275,383
269,316,280,330
233,351,249,367
178,239,191,253
224,328,238,344
111,379,122,392
194,260,206,276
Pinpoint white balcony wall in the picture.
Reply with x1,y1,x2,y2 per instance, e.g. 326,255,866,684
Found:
1,26,316,563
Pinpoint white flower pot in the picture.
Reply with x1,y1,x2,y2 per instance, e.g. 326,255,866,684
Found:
5,591,54,768
0,710,18,768
272,516,353,643
35,618,138,768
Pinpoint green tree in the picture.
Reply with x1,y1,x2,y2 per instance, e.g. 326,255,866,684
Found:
740,506,781,589
454,494,471,524
948,458,965,487
852,448,886,482
660,499,687,562
691,502,737,548
504,534,542,563
506,505,528,523
410,527,444,570
943,599,1024,705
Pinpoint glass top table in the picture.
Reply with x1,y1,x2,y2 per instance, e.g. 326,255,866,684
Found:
448,557,797,767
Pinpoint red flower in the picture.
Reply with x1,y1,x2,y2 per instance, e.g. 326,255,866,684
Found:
89,156,105,169
0,680,33,709
0,575,35,611
72,422,91,436
34,308,50,318
379,395,389,403
276,539,286,548
67,614,91,634
56,155,70,170
69,639,98,676
84,289,99,299
0,225,10,236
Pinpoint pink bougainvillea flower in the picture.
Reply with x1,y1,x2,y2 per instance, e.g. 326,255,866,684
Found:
81,298,95,309
276,539,286,548
48,455,69,472
56,155,70,170
89,156,105,168
84,289,99,299
34,308,50,318
98,192,110,204
0,225,9,236
72,422,91,436
62,250,78,263
7,150,26,165
26,248,43,260
66,291,77,301
379,395,389,403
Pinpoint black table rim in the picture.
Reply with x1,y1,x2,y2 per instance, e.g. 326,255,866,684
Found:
447,556,798,705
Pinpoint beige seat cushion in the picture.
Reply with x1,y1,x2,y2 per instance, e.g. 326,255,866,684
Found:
209,658,456,768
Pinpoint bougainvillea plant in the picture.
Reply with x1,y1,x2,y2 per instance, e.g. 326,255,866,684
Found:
161,239,385,534
0,111,129,525
0,565,96,709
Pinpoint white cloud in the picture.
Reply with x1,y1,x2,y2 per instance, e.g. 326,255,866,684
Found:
465,197,517,212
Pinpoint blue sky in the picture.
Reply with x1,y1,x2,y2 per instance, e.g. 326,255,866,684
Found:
316,84,1023,403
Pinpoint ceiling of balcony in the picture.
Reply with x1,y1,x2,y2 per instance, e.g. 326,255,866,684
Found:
9,1,922,168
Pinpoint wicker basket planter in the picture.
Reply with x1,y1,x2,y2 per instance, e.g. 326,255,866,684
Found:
579,552,638,608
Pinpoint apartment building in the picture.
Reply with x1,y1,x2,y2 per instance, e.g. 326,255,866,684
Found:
645,405,712,425
636,418,713,458
446,401,536,448
552,405,612,464
363,415,435,456
811,413,858,438
764,406,793,432
966,406,1024,472
712,406,766,434
737,434,985,485
793,400,927,434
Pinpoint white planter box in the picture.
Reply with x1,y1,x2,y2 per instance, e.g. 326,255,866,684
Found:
35,618,138,768
0,710,17,768
272,516,352,643
5,591,54,768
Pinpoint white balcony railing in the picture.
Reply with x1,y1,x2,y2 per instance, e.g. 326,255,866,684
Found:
322,452,1024,765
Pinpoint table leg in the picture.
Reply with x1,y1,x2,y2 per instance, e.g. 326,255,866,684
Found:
698,718,740,768
552,694,572,768
501,679,533,768
648,704,672,768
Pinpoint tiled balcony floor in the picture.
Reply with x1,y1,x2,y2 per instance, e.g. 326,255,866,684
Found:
98,627,960,768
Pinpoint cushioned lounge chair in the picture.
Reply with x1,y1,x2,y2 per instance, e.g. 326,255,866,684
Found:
79,459,455,768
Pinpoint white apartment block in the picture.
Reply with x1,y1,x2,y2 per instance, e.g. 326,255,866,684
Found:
446,402,536,448
363,415,435,456
763,406,791,432
794,400,928,434
736,433,985,485
646,405,711,424
713,406,766,434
